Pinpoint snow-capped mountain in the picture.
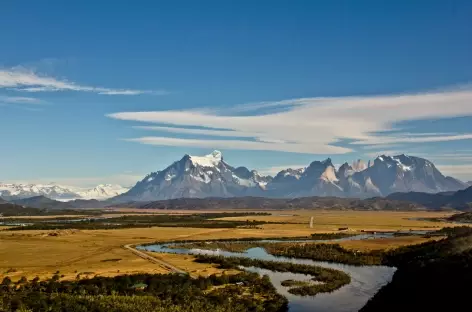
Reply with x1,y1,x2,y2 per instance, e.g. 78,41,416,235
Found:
351,155,467,195
0,183,128,201
77,184,130,200
114,150,272,202
113,151,468,202
0,183,79,201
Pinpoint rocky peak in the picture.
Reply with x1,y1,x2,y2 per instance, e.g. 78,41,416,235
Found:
338,162,354,178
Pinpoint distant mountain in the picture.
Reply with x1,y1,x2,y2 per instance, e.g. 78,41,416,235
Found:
12,196,75,210
468,181,472,186
0,183,128,200
112,151,468,202
386,186,472,210
0,183,79,201
352,155,467,195
77,184,129,200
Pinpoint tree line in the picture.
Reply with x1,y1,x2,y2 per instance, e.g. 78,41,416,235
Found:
194,254,351,296
0,272,287,312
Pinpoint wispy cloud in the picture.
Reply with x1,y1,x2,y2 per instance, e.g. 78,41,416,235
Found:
0,95,44,104
108,85,472,154
437,164,472,181
124,137,349,154
0,67,166,95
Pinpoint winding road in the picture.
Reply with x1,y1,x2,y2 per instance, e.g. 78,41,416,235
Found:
123,244,187,274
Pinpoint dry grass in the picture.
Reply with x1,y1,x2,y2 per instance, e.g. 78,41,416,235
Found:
222,210,461,231
0,210,461,281
0,225,314,281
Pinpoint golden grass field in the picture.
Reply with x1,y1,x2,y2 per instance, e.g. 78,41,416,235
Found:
0,210,465,281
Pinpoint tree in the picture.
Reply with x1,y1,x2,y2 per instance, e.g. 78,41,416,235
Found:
1,276,12,287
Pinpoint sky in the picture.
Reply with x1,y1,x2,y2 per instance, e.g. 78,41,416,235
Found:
1,0,472,187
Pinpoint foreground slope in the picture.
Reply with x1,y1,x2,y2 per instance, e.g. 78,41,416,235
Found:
361,228,472,312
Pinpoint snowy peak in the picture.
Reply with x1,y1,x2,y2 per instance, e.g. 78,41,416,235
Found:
275,168,305,180
113,151,469,202
338,163,354,178
189,150,223,167
0,183,79,200
0,183,128,201
304,158,334,178
77,184,129,200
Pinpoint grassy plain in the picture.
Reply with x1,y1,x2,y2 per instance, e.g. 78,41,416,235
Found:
0,210,464,282
218,210,460,231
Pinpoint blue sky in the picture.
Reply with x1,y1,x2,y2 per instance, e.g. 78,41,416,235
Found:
1,0,472,187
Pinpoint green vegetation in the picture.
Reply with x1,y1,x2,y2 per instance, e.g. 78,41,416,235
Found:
0,203,104,217
280,279,311,287
0,272,288,312
360,226,472,312
4,212,274,231
171,241,263,252
169,233,358,253
309,233,357,240
446,212,472,223
194,255,351,296
263,242,384,265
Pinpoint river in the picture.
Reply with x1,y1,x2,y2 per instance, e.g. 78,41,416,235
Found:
137,234,405,312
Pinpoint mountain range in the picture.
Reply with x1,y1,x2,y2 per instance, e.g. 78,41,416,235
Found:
113,150,468,202
0,183,129,201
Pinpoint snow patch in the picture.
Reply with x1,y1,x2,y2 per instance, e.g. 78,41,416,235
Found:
189,150,222,167
191,174,212,183
232,174,255,187
392,157,413,171
164,174,176,181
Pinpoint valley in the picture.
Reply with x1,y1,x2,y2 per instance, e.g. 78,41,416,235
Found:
0,210,460,281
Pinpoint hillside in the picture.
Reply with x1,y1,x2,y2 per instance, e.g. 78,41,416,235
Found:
386,186,472,210
447,212,472,223
112,196,426,211
361,227,472,312
12,196,75,210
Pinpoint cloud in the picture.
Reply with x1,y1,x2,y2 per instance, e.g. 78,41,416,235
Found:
0,67,165,95
133,125,255,138
436,164,472,181
108,85,472,154
0,95,44,104
124,137,350,154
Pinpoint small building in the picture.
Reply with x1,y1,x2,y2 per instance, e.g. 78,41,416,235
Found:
131,283,148,291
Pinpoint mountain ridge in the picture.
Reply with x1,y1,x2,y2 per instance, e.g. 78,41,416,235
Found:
114,151,467,202
386,186,472,210
0,183,129,201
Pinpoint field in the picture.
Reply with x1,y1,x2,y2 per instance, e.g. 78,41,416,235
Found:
0,210,465,281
